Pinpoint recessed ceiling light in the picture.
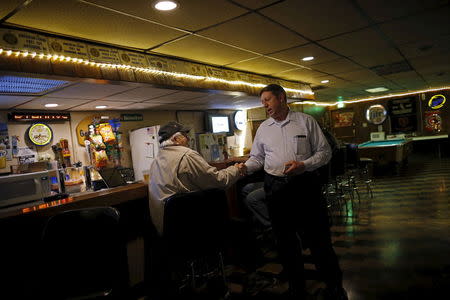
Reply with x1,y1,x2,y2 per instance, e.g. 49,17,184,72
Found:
321,80,329,83
365,87,389,93
95,105,107,109
45,103,58,107
154,1,178,11
302,56,314,61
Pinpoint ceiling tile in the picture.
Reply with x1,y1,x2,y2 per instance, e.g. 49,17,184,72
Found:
350,47,404,67
337,69,382,82
232,96,261,109
14,97,90,110
313,76,350,87
0,0,23,20
119,102,166,110
356,0,444,22
270,43,340,65
423,73,450,85
229,56,300,76
384,70,424,81
398,35,450,59
273,68,326,83
104,86,177,102
232,0,281,10
9,0,185,49
311,58,362,74
47,82,133,99
200,13,307,54
87,0,247,31
144,90,209,103
68,100,134,111
0,95,35,109
260,0,369,40
179,96,215,104
153,35,257,66
319,27,390,57
409,52,450,74
379,7,450,45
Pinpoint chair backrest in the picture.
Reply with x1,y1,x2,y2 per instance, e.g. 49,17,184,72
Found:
163,188,229,261
345,143,359,169
40,207,128,299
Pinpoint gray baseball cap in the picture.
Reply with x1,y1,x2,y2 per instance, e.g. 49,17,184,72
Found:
158,121,191,143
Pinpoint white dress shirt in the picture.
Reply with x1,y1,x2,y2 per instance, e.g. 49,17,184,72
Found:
245,111,331,177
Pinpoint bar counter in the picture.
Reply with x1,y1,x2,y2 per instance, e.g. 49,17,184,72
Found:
0,182,151,299
0,182,148,220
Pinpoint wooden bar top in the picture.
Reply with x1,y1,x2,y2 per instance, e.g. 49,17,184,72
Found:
0,182,148,220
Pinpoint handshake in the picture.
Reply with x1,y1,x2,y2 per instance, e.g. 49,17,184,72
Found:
234,163,247,176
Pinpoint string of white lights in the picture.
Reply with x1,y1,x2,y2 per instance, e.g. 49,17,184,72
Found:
0,48,314,96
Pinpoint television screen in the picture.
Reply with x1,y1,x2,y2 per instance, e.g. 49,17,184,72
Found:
211,116,230,133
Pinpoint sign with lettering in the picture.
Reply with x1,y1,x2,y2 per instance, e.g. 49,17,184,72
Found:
428,94,446,109
8,112,70,122
87,45,121,64
388,97,416,115
120,113,143,122
119,50,148,67
0,29,49,53
365,104,387,125
48,38,89,59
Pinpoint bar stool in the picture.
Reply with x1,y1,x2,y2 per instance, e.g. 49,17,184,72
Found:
359,157,374,198
40,207,129,299
163,188,231,299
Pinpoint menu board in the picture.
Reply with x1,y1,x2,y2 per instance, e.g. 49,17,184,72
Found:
48,38,89,59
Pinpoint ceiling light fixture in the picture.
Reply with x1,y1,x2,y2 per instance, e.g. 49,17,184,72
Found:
321,80,329,84
95,105,107,109
365,87,389,93
154,0,178,11
45,103,59,107
302,56,314,61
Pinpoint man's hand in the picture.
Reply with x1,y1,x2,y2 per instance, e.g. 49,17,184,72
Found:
234,163,247,176
283,160,305,175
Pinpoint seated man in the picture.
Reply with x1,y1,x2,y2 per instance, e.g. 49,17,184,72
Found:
148,121,245,235
241,181,271,232
147,121,246,299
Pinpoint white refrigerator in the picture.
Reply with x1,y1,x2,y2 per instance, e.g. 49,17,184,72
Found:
129,126,160,182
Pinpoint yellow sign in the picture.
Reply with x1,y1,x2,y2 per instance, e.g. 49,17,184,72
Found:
428,94,446,109
75,115,100,146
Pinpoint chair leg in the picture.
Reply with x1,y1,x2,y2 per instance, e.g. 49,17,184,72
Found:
190,261,196,290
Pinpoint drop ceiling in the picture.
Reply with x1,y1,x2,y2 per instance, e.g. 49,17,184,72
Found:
0,0,449,111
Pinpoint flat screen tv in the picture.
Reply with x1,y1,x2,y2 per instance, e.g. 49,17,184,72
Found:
206,113,232,135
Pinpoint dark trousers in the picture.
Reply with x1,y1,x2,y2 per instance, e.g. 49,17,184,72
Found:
264,172,343,293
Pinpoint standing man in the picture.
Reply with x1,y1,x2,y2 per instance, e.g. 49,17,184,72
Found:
244,84,347,300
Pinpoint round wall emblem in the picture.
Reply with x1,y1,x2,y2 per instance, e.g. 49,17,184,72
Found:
428,94,446,109
366,104,387,125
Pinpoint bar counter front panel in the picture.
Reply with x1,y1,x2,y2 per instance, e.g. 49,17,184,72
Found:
0,182,151,299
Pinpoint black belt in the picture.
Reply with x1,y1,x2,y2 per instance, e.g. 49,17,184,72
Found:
265,171,318,183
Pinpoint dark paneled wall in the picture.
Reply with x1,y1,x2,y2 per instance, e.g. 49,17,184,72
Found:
329,89,449,143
